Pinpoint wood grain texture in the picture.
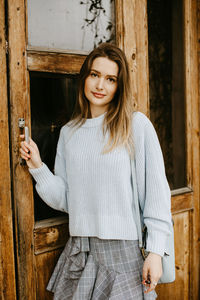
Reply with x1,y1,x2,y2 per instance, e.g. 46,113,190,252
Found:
7,0,36,299
156,212,190,299
197,0,200,237
27,51,86,74
171,192,193,213
116,0,149,114
0,0,17,299
115,0,124,50
122,0,137,110
184,0,193,192
184,0,200,298
35,249,64,300
34,217,69,255
197,0,200,52
134,0,149,116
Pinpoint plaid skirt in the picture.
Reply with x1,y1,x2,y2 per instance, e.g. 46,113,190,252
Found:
47,237,157,300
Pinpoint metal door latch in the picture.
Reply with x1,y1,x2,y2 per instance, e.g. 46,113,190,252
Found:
18,118,25,128
18,118,26,165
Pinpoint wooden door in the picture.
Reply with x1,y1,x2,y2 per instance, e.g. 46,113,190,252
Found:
6,1,144,299
146,0,199,299
7,0,199,299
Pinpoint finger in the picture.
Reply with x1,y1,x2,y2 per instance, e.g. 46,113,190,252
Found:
142,265,149,283
21,154,29,161
20,142,30,153
23,141,35,152
20,148,31,158
20,150,30,160
144,284,156,294
20,140,27,148
144,281,157,294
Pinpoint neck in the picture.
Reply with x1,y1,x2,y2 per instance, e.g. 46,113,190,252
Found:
90,105,108,118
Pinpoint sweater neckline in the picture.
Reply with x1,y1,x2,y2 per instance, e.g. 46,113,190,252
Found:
81,112,106,128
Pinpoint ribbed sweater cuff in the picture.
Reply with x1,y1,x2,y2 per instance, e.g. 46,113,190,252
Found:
146,230,167,257
29,163,53,185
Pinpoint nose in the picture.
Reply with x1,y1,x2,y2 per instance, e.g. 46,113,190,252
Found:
96,77,104,90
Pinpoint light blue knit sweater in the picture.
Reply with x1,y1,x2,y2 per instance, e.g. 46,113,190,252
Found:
29,112,172,256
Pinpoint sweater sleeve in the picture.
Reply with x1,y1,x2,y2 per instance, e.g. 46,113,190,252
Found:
29,126,68,213
134,112,172,257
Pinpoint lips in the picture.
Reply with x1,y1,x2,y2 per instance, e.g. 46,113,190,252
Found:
92,92,106,98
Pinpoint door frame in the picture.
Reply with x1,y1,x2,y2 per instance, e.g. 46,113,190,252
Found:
7,0,36,298
0,0,16,299
183,1,199,298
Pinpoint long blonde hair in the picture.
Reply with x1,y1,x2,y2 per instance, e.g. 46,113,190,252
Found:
70,43,135,155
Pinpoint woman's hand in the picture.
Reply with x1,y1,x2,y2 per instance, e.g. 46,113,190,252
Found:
142,252,162,293
20,135,43,169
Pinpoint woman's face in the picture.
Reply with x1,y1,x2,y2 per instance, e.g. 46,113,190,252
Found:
84,57,119,115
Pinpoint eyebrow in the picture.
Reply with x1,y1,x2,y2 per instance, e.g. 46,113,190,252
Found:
90,69,118,79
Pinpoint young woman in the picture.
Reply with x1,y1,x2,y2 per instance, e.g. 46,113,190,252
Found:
20,43,172,300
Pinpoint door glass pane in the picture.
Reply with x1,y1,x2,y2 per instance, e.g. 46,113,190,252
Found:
30,72,78,221
148,0,186,190
27,0,115,53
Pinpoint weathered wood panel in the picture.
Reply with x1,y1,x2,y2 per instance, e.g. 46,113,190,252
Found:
34,217,69,254
0,0,16,299
134,0,149,116
115,0,124,50
156,212,190,299
27,51,86,74
183,0,199,298
116,0,149,114
122,0,138,110
35,249,64,300
7,0,36,299
197,0,200,52
171,192,193,214
196,2,200,298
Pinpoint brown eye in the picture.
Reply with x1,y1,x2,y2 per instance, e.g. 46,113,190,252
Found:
90,72,98,78
108,77,116,83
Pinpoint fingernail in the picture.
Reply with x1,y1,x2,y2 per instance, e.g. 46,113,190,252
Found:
145,280,151,284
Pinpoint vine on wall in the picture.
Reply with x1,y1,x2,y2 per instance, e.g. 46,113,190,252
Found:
80,0,115,48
